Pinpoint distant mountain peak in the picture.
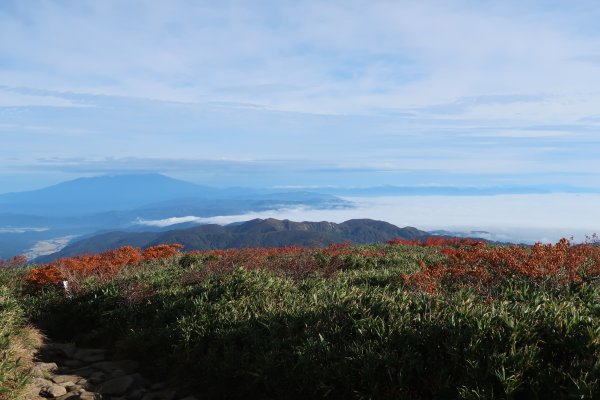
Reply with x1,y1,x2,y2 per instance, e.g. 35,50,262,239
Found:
37,218,431,262
54,172,193,185
0,173,206,216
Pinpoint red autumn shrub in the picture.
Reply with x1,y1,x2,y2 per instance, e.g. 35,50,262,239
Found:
404,238,600,293
142,244,184,260
25,244,184,288
388,236,486,247
387,238,421,246
24,236,599,296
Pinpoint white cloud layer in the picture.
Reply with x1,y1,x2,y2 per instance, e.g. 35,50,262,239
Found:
0,227,48,234
136,194,600,243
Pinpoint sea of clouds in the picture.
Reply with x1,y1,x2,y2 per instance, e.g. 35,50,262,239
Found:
137,194,600,244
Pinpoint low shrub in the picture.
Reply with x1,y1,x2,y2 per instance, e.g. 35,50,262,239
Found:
405,238,600,294
18,240,600,399
24,244,183,288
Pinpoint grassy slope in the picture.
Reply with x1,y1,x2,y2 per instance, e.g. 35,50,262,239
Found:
0,269,42,400
17,244,600,399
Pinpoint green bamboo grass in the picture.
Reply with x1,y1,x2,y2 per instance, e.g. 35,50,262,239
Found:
9,244,600,399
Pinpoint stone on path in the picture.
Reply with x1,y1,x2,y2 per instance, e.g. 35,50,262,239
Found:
78,392,101,400
51,374,82,384
39,383,68,398
69,366,95,378
33,377,54,387
91,359,139,374
32,341,199,400
32,361,58,377
42,343,77,359
97,374,136,396
55,393,83,400
88,370,106,383
73,348,106,363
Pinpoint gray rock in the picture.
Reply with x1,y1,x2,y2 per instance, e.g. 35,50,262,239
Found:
69,366,96,378
40,383,68,398
76,377,88,387
32,362,59,377
91,360,139,374
129,372,149,388
97,375,135,396
74,348,106,363
106,369,126,379
79,392,101,400
42,342,77,358
55,393,82,400
63,382,83,392
58,343,77,358
32,377,54,387
52,374,81,384
32,343,195,400
88,371,106,384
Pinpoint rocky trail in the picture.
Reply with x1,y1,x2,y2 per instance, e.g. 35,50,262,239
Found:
29,342,199,400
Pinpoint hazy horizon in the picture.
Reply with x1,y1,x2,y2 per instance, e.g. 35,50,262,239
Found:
132,193,598,244
14,191,600,260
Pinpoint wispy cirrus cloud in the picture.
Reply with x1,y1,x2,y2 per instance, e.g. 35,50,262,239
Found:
2,1,600,114
1,1,599,192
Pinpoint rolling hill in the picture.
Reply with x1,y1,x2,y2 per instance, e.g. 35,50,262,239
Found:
37,218,430,261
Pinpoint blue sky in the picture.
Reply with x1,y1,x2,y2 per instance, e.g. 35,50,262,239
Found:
1,0,600,192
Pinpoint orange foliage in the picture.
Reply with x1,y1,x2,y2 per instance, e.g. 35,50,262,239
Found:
142,243,184,260
25,244,183,287
387,238,421,246
23,236,600,295
404,238,600,293
388,236,486,247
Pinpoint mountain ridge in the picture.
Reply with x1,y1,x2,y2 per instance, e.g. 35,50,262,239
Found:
0,173,238,215
36,218,431,262
0,174,350,258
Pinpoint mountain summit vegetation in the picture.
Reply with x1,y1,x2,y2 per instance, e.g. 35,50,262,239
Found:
1,236,599,398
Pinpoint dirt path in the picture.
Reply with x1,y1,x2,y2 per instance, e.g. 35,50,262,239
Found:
29,342,199,400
